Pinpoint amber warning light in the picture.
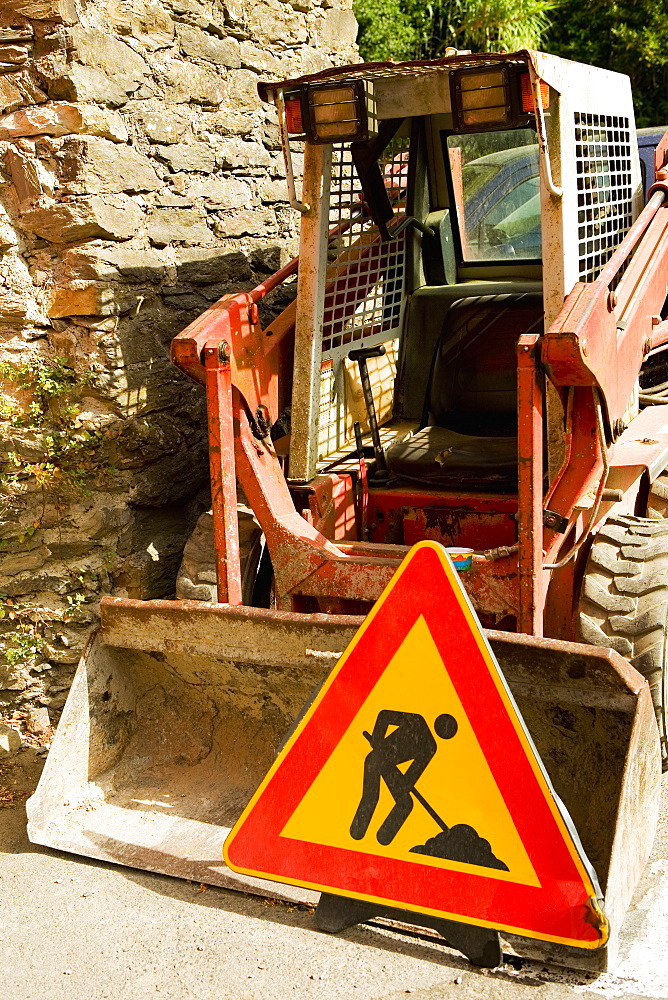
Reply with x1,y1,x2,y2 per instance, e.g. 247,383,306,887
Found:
284,95,304,135
451,64,544,132
520,73,549,112
281,80,368,144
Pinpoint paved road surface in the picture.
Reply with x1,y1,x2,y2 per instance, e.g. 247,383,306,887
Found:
1,748,666,1000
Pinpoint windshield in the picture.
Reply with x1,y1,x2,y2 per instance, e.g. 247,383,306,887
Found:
446,129,541,262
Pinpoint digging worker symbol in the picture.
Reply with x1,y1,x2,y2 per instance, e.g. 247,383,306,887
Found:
350,710,458,846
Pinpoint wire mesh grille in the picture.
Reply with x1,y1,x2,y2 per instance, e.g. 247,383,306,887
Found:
316,136,409,459
575,112,633,282
321,139,409,358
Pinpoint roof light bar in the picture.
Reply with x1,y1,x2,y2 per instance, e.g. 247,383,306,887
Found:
302,80,368,144
451,64,530,132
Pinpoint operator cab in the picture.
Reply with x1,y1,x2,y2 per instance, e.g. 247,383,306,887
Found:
259,54,641,537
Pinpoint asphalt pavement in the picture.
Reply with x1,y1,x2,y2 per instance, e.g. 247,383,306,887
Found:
1,747,667,1000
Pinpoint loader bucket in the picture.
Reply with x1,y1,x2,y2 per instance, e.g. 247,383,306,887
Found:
27,597,660,972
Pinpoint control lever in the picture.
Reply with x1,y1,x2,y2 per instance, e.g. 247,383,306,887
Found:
353,421,369,540
348,345,389,481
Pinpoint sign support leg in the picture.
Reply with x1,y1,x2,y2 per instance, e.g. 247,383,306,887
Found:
315,893,502,968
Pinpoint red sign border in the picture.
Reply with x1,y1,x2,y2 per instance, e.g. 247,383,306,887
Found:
224,541,608,949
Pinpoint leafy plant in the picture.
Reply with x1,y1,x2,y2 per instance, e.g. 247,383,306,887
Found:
544,0,668,127
0,356,102,502
4,623,40,666
354,0,668,130
354,0,558,62
0,591,90,668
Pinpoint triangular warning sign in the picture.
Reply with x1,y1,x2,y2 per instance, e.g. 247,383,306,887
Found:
224,541,608,950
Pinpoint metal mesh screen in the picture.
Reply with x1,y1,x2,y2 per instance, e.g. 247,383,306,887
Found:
321,139,409,357
575,112,633,282
317,135,410,459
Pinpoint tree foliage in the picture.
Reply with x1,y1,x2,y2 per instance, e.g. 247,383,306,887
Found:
353,0,668,127
353,0,556,63
544,1,668,127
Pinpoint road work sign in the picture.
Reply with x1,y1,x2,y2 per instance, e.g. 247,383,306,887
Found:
224,540,608,950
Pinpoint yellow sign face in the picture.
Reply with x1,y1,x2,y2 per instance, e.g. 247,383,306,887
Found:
280,615,540,887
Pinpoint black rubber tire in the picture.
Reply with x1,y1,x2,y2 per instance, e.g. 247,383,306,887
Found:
579,514,668,766
175,507,263,604
647,473,668,520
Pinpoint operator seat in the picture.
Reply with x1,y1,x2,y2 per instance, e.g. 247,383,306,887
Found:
387,293,543,489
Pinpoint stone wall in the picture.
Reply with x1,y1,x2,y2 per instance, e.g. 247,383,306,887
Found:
0,0,357,712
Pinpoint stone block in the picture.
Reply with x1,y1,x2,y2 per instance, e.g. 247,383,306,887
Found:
155,191,194,207
0,104,75,140
155,142,217,173
0,723,21,754
0,29,33,43
77,106,129,143
213,207,275,237
6,147,43,204
314,7,358,48
49,64,128,107
163,291,209,311
105,0,175,51
257,176,289,202
59,137,161,194
73,396,122,429
217,138,272,169
68,27,149,92
0,46,29,67
59,246,166,283
0,102,126,142
249,0,308,43
196,109,254,137
11,71,48,106
1,545,51,576
77,501,132,540
26,705,50,734
227,69,262,109
239,42,281,75
4,0,76,22
187,174,252,206
135,108,190,145
177,26,241,67
0,220,18,251
104,248,167,282
219,0,246,32
261,121,282,151
148,208,213,247
0,661,31,692
290,45,334,76
0,77,23,114
163,0,204,13
175,248,251,284
47,280,137,318
21,195,144,243
162,60,228,106
251,243,294,273
0,291,33,322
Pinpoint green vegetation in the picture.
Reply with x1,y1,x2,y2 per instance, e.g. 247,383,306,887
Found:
0,590,88,669
353,0,556,62
0,356,102,501
544,1,668,128
353,0,668,127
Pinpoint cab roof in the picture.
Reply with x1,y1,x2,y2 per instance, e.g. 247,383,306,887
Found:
257,51,528,103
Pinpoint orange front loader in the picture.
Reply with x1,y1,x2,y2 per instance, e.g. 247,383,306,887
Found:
28,50,668,972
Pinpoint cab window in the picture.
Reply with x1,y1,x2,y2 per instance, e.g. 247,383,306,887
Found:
445,129,541,262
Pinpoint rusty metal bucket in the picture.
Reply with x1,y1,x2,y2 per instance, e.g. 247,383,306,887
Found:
27,596,661,972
